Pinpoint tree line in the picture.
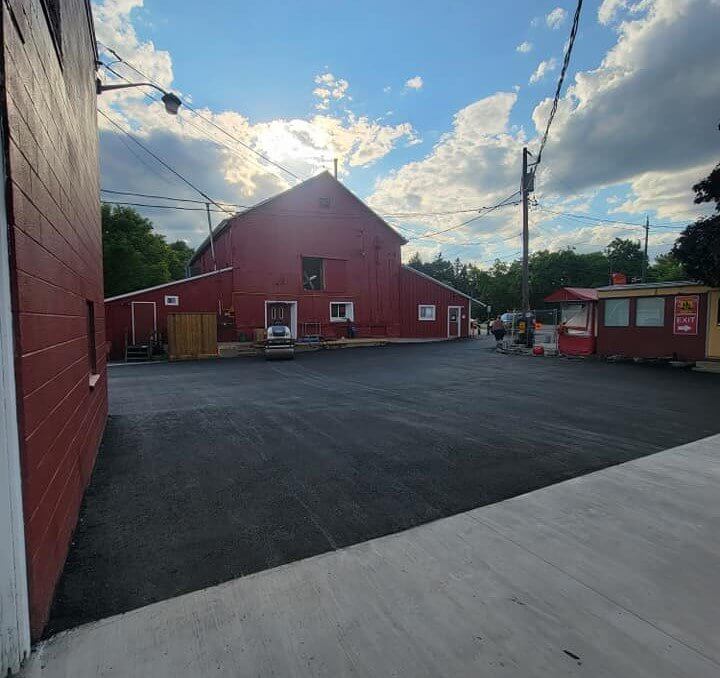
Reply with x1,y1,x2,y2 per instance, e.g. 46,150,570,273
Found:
408,161,720,316
101,160,719,305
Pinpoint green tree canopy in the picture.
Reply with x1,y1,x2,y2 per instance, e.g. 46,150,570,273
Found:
102,204,195,297
672,163,720,287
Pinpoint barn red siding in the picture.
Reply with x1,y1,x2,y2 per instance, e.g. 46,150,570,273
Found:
218,173,404,339
114,176,477,348
399,267,470,338
597,294,708,362
2,0,107,638
105,269,234,360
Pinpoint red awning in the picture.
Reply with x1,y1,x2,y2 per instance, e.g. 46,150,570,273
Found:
544,287,598,303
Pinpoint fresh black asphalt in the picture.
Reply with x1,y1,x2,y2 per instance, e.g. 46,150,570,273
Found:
47,339,720,634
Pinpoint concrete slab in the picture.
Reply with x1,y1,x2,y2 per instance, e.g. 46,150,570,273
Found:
23,434,720,677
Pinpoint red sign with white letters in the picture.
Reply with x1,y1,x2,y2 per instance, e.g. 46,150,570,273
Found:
673,295,699,335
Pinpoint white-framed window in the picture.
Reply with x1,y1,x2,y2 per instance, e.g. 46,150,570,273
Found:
418,304,436,321
636,297,665,327
165,295,179,306
604,298,629,327
330,301,354,322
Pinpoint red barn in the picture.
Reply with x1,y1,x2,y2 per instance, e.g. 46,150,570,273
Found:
0,0,107,663
106,172,481,358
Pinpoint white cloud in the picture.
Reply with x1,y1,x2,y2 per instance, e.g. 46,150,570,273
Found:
404,76,424,90
598,0,629,24
516,41,533,53
546,7,568,29
530,17,541,27
383,85,392,93
529,58,558,84
94,0,417,244
532,0,720,208
368,92,525,264
313,72,350,111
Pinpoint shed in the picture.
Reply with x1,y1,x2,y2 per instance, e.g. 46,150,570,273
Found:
595,281,720,362
544,287,598,356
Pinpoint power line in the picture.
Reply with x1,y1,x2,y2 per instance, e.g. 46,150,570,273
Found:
101,188,249,208
406,191,521,241
99,62,291,184
535,0,583,169
534,204,683,229
98,109,237,216
97,43,304,182
102,201,232,213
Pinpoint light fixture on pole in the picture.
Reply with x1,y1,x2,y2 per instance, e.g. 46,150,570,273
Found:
96,79,182,115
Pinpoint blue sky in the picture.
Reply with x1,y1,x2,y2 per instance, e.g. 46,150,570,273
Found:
95,0,720,264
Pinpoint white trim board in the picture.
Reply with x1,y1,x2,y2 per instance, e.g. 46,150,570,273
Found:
402,265,487,307
105,267,233,302
0,117,31,674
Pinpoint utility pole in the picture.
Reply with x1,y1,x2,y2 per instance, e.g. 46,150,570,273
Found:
521,147,532,312
641,215,649,282
205,202,217,271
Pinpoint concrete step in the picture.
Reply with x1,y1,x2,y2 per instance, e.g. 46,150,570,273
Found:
693,360,720,374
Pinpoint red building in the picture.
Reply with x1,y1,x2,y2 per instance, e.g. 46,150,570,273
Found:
105,172,480,358
596,282,720,362
544,287,598,356
0,0,106,665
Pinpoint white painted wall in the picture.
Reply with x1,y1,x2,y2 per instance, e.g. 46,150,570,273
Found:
0,113,30,674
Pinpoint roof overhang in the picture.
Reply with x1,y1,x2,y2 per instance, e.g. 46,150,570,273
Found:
402,265,487,307
105,267,233,302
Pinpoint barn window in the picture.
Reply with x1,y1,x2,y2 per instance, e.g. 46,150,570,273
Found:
418,305,436,321
165,295,180,306
318,196,332,209
604,298,629,327
330,302,354,322
302,257,324,290
636,297,665,327
86,300,98,386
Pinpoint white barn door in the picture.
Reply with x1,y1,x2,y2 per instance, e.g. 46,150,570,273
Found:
0,118,30,674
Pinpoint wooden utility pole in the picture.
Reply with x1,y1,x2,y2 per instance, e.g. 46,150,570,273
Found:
641,215,649,282
521,147,531,312
205,202,217,271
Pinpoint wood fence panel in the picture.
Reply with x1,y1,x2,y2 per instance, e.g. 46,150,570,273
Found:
167,313,218,360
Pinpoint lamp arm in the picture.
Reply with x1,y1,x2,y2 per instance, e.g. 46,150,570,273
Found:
96,79,168,96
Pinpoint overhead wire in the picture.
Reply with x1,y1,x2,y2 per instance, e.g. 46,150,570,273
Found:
101,188,249,208
99,62,291,184
405,191,521,241
534,0,584,169
97,43,304,182
98,109,238,216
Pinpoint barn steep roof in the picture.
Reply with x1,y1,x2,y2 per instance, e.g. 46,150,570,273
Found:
187,171,407,267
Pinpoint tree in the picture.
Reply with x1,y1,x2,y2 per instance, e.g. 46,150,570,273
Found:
102,204,195,297
605,237,647,281
647,252,685,282
672,163,720,287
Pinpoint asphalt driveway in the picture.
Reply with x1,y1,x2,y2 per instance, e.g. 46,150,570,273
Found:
47,339,720,634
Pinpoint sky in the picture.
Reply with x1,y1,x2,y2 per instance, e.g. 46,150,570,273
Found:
95,0,720,267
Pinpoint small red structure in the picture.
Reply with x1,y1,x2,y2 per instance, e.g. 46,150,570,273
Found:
544,287,598,356
106,173,483,352
596,281,720,362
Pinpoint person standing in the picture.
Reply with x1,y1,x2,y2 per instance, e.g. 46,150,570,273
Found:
491,316,506,343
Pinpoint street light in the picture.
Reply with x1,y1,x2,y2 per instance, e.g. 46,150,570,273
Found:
96,79,182,115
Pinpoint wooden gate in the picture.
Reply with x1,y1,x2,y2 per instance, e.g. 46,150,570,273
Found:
167,313,218,361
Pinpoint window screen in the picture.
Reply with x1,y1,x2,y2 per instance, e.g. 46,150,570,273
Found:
604,298,629,327
636,297,665,327
418,305,436,321
330,302,354,321
302,257,324,290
